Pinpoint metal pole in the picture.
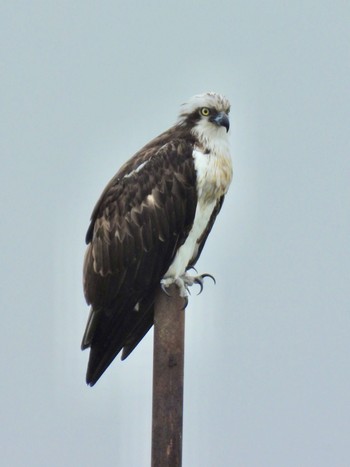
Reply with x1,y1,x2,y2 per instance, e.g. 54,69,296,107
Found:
151,284,185,467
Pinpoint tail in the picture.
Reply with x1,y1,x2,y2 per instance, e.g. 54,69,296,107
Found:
82,294,155,386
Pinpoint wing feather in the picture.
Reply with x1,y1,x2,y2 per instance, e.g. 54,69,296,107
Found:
82,138,197,385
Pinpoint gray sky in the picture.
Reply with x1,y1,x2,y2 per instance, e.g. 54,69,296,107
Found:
2,1,350,466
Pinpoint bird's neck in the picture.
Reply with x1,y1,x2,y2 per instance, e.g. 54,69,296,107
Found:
192,122,230,160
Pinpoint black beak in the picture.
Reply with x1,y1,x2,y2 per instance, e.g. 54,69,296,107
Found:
210,112,230,132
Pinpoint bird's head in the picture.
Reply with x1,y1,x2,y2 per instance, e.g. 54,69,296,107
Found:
177,92,231,145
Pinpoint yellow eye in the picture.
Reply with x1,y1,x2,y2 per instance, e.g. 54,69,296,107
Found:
200,107,210,116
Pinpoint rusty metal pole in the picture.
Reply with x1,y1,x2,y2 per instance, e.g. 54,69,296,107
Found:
151,284,185,467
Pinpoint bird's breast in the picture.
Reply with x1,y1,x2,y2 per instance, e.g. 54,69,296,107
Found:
193,148,233,203
162,147,232,280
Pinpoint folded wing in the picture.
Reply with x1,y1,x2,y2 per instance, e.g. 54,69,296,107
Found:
82,139,197,385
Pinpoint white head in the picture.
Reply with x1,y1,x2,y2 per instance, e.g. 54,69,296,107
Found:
177,92,231,154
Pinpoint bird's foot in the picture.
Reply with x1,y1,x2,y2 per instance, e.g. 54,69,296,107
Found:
182,272,216,295
160,276,189,298
160,272,216,298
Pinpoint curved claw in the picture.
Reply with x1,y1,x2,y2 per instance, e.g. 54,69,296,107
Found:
181,296,189,310
161,283,172,297
194,278,204,295
187,266,198,274
201,273,216,285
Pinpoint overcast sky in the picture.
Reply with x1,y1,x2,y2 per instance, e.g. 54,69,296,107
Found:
2,1,350,466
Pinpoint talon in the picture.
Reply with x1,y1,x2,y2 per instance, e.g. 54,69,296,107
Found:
161,283,172,296
194,278,204,295
188,266,198,274
161,271,215,300
182,296,189,310
201,273,216,285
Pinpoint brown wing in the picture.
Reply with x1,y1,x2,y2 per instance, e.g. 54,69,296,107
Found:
82,138,197,385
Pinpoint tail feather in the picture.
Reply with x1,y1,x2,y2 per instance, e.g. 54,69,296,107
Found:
121,299,155,360
83,292,156,386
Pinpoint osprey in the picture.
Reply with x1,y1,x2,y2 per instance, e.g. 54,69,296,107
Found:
82,92,232,386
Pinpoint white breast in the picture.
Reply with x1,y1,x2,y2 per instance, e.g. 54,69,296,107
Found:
164,147,231,280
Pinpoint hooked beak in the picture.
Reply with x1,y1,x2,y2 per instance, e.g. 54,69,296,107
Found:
210,111,230,132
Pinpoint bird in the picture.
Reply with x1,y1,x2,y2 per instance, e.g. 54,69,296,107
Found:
81,92,233,386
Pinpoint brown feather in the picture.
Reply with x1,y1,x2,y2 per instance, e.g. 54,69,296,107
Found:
82,92,232,385
82,132,199,385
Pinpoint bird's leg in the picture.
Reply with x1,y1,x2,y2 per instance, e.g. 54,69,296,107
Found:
160,276,188,298
160,272,216,299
